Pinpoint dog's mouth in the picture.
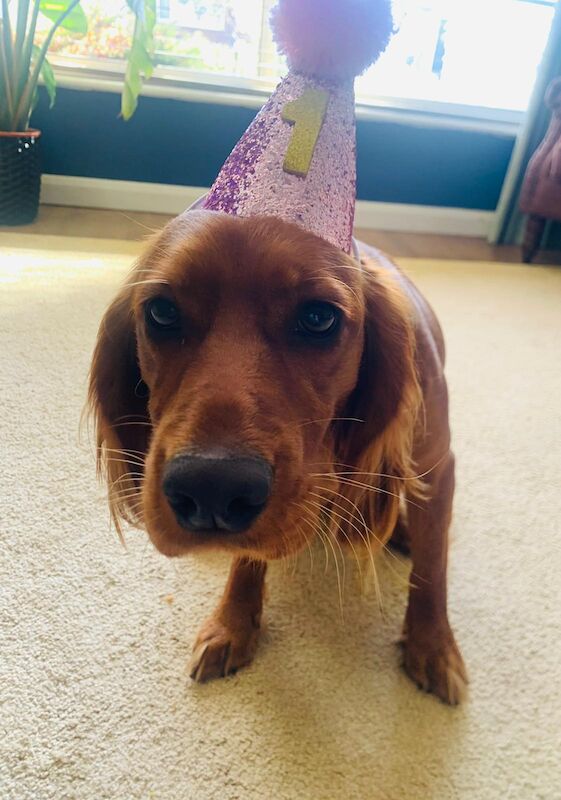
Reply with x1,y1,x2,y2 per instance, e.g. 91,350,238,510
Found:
135,434,335,559
168,500,269,536
142,475,321,560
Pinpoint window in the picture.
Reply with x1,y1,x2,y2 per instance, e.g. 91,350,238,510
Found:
361,0,557,114
40,0,557,121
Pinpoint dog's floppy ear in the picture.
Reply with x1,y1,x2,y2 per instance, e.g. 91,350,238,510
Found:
88,283,150,532
334,259,422,546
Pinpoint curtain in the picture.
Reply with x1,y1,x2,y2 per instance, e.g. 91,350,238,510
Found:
489,2,561,246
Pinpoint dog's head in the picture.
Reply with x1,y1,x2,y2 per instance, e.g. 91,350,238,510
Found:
89,211,420,559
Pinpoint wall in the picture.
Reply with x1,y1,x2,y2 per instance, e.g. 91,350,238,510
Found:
32,87,515,211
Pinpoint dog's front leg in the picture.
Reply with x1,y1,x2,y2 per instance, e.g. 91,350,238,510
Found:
189,557,266,682
401,452,468,704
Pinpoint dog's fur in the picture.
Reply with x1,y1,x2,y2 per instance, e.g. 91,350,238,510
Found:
88,210,467,703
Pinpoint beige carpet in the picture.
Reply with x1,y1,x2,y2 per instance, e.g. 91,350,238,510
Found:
1,232,560,800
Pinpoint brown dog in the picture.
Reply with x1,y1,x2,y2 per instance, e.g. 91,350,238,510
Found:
89,210,467,704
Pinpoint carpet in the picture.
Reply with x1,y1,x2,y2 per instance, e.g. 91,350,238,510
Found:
1,232,560,800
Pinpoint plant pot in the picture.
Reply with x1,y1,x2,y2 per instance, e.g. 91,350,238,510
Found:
0,130,42,226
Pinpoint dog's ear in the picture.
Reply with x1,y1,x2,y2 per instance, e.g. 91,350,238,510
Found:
334,260,422,546
88,284,150,532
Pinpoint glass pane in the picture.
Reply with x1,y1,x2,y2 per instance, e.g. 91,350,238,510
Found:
155,0,264,75
37,0,266,76
358,0,557,112
38,0,557,115
35,1,134,59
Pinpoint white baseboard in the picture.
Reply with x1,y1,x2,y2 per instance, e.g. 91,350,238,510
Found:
41,174,494,238
40,174,206,215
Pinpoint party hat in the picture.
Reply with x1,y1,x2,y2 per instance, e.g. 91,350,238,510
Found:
202,0,394,254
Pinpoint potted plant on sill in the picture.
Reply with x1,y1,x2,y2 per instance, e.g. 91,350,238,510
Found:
0,0,156,225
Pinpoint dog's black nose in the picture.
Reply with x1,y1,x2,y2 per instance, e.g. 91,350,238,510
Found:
162,452,273,533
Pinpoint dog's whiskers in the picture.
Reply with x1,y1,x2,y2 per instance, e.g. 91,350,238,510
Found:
311,486,385,607
105,458,146,471
301,274,362,305
118,212,162,235
319,481,411,579
102,444,147,457
296,506,330,575
108,471,145,488
309,491,365,586
126,279,171,289
318,473,423,510
304,492,374,603
110,487,143,501
295,521,315,575
310,453,446,484
294,416,365,429
292,505,323,576
301,498,345,618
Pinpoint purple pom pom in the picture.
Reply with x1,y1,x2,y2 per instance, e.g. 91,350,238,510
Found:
271,0,394,82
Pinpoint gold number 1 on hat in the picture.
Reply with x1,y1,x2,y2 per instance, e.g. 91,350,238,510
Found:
282,89,330,177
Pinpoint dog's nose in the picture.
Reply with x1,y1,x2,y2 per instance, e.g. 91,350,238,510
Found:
162,452,273,533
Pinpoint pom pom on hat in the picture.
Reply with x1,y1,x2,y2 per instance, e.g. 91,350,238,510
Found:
271,0,394,82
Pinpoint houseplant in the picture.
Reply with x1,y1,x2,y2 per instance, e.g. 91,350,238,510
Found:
0,0,156,225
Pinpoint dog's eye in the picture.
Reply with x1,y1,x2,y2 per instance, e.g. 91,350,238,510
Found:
145,297,181,332
297,302,340,338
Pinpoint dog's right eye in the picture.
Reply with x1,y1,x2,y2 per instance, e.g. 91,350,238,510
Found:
145,297,181,333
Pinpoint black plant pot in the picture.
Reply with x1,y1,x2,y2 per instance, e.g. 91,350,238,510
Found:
0,130,42,226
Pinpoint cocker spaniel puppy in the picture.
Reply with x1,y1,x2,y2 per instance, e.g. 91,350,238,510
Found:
88,210,467,704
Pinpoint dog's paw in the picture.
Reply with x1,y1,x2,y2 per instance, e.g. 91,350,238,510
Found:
401,629,468,705
189,613,260,683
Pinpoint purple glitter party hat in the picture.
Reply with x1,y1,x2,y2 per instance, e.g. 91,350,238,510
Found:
203,0,394,254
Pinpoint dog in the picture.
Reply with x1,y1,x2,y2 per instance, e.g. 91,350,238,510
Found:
88,209,468,704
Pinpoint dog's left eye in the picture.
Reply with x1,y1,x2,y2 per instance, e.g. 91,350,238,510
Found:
296,302,340,338
145,297,181,331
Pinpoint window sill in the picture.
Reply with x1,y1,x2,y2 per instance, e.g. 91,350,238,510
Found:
49,58,521,137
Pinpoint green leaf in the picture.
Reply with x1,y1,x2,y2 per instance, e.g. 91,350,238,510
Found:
1,0,15,117
39,0,87,35
16,2,42,105
32,46,56,108
120,83,137,121
132,39,154,78
15,2,32,68
121,0,156,120
41,57,56,108
31,85,39,115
